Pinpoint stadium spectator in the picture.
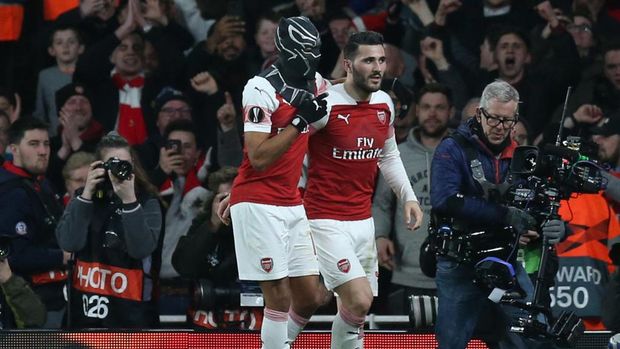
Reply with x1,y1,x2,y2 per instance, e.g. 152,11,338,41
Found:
33,26,84,136
373,83,453,314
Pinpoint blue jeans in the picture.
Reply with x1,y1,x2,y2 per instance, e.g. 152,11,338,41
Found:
435,257,548,349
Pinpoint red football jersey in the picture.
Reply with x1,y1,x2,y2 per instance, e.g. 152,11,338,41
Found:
304,84,395,220
230,74,329,206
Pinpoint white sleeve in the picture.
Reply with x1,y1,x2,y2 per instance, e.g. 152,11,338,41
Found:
378,136,418,203
242,77,278,133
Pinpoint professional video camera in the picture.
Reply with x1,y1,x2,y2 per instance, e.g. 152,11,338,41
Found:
510,136,604,202
505,134,605,347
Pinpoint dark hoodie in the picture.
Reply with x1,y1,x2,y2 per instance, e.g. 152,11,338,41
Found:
0,161,66,311
430,118,517,228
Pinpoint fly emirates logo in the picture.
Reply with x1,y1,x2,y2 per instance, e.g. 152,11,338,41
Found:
332,137,382,160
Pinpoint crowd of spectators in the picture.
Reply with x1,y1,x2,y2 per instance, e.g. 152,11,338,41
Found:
0,0,619,331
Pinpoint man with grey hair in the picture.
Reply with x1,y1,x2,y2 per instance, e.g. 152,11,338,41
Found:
429,80,565,348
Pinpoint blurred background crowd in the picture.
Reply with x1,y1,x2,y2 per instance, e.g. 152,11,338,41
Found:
0,0,619,333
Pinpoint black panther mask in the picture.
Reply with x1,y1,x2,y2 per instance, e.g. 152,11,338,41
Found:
275,16,322,80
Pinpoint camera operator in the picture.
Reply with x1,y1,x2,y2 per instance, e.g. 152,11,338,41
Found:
430,81,566,349
171,167,261,329
55,133,163,328
0,254,47,328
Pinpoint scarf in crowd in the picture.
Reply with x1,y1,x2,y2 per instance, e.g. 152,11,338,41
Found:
159,155,206,198
111,71,147,145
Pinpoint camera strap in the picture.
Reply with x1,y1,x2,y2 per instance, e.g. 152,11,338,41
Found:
0,178,62,232
450,133,511,202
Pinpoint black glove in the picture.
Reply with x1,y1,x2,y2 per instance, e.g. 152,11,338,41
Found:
291,93,328,132
541,219,566,244
504,206,536,235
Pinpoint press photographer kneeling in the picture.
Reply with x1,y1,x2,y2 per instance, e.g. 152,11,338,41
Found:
428,81,568,349
172,167,262,330
55,134,163,328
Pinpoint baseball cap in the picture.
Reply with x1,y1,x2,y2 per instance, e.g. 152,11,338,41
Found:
55,82,92,114
153,87,190,115
590,115,620,137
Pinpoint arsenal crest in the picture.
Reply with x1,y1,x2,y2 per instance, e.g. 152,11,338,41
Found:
377,111,386,124
337,259,351,273
261,257,273,273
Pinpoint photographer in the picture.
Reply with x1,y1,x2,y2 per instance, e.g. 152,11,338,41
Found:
55,133,162,328
0,255,46,328
171,167,260,329
430,81,565,349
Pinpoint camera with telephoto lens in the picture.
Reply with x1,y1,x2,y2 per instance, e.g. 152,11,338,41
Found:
96,157,133,181
193,279,241,309
94,157,133,199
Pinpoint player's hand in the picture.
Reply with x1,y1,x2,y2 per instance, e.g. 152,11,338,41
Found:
404,200,423,230
377,237,396,270
217,193,231,226
291,93,328,131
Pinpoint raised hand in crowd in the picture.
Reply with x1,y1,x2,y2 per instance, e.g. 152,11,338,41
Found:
191,71,219,95
535,0,560,29
9,93,20,124
217,92,237,132
115,0,146,39
143,0,171,27
57,106,84,160
159,147,184,175
402,0,434,26
205,15,246,54
79,0,106,18
564,104,603,128
434,0,461,26
420,36,450,70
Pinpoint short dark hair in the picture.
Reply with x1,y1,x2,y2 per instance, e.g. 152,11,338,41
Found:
343,31,384,60
207,166,238,192
603,41,620,57
416,83,453,106
491,26,530,51
48,24,82,47
8,118,49,145
163,119,197,140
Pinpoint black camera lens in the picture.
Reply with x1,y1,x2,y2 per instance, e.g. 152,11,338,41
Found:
104,157,133,181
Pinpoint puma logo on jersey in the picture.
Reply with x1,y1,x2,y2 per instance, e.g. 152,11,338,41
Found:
337,114,350,125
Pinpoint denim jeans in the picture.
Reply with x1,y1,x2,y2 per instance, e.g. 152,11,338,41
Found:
435,257,549,349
